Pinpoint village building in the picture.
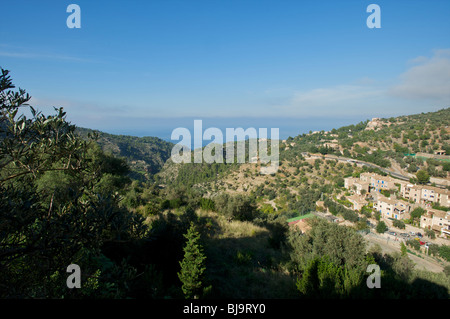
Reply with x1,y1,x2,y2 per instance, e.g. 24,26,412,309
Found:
400,183,450,207
420,208,450,238
347,194,368,211
359,172,397,193
374,194,411,220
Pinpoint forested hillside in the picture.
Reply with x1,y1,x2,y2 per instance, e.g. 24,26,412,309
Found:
76,127,174,181
282,108,450,175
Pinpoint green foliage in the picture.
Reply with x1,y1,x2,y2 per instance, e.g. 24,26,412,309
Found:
213,193,258,221
381,189,391,198
323,197,358,222
288,187,322,215
261,203,275,215
171,162,236,189
400,242,407,256
199,198,215,211
444,266,450,277
443,162,450,172
355,150,391,168
178,223,207,299
235,250,253,265
410,207,426,220
2,67,449,299
416,169,430,184
76,127,174,180
427,244,439,257
425,229,436,239
296,256,364,298
376,221,388,233
288,219,367,273
439,245,450,262
360,205,373,218
406,239,421,251
393,219,405,229
288,220,384,298
0,69,149,298
431,204,450,212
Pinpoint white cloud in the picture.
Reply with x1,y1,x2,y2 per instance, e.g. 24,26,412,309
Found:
388,49,450,104
274,84,385,117
292,85,379,107
266,49,450,118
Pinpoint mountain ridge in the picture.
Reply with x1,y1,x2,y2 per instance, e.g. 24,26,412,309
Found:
75,127,174,180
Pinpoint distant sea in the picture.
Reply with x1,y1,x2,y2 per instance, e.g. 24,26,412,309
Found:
23,105,372,146
90,116,369,146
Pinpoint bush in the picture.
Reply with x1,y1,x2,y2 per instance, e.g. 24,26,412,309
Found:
406,239,420,251
199,198,215,211
360,205,373,218
444,265,450,277
416,169,430,184
425,229,436,239
439,245,450,262
213,193,258,221
392,219,405,229
376,221,387,233
428,244,439,257
142,202,159,217
410,207,426,220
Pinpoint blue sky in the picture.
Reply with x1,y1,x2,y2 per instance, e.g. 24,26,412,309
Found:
1,0,449,139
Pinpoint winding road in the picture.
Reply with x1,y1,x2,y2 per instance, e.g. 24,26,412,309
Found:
305,152,448,188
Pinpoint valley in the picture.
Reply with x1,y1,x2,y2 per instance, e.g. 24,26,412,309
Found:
2,69,449,298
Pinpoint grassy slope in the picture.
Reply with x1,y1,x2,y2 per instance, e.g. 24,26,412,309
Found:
197,210,298,298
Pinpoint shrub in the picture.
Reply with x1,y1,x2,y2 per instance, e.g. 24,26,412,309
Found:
439,245,450,262
406,239,420,251
213,193,258,221
199,198,215,211
444,265,450,277
428,244,439,257
425,229,436,239
392,219,405,229
376,221,387,233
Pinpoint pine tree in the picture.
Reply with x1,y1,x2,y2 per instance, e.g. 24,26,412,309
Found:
178,222,206,299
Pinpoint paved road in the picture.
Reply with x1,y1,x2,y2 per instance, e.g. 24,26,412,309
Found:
322,154,410,180
307,152,448,188
363,232,444,273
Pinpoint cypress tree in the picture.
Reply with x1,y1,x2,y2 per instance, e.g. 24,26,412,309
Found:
178,222,206,299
